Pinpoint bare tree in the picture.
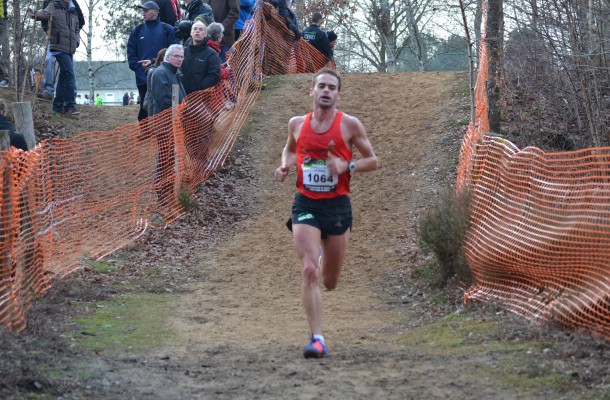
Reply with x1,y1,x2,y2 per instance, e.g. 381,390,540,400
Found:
458,0,477,123
503,0,610,148
485,0,503,133
315,0,443,72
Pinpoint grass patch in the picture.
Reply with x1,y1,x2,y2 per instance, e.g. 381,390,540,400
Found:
89,261,116,274
69,292,180,355
396,312,593,398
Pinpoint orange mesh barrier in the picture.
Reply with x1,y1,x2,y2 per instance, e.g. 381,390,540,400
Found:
0,0,334,332
457,1,610,339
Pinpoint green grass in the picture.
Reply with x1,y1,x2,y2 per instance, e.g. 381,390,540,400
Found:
69,292,181,355
89,261,116,274
395,312,593,398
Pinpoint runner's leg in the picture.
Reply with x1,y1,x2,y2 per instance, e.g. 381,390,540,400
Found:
292,223,323,335
320,229,350,290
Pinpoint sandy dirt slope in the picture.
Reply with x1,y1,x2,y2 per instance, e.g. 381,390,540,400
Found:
89,72,502,400
4,73,608,400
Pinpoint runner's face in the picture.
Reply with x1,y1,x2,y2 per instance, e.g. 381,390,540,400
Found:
310,74,340,109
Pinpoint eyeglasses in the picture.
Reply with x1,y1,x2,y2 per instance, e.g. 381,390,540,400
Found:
170,54,184,59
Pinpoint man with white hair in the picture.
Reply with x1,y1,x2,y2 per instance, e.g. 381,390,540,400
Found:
150,44,185,115
181,20,221,94
127,0,179,121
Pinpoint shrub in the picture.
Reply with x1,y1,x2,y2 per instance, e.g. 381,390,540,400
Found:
418,187,472,287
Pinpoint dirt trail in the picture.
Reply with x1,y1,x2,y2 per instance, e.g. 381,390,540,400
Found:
92,72,506,399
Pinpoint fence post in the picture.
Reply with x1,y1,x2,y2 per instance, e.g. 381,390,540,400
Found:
11,102,36,151
171,84,180,201
0,129,14,329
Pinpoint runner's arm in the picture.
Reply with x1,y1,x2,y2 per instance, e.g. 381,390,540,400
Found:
275,117,300,182
347,116,379,173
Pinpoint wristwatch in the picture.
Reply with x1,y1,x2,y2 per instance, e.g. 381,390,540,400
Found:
347,160,356,174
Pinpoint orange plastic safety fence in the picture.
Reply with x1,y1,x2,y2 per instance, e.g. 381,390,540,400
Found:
0,0,334,332
457,1,610,339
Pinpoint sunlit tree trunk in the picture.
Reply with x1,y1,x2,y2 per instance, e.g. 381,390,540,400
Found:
485,0,503,133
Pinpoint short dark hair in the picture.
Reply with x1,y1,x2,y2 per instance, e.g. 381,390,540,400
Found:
312,67,341,91
311,12,323,23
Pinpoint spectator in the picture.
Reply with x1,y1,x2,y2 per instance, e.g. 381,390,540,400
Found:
150,44,186,115
84,94,91,104
150,44,185,214
207,22,229,81
0,0,10,88
203,0,239,63
302,12,332,60
278,0,299,40
123,92,129,106
127,0,179,121
181,20,221,95
182,0,213,22
234,0,255,41
36,0,85,101
327,30,337,63
0,100,29,151
27,0,82,117
143,47,167,117
95,94,103,105
176,1,214,43
76,94,84,104
152,0,181,27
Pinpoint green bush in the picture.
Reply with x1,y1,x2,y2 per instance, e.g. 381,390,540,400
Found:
418,187,472,286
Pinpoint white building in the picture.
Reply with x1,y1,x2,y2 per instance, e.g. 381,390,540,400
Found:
74,61,139,106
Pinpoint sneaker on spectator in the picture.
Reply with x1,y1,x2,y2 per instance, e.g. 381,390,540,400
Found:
303,336,328,359
63,106,80,116
52,107,64,115
0,79,8,88
37,91,54,101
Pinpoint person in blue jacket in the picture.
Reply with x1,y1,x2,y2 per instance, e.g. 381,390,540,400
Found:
127,1,179,121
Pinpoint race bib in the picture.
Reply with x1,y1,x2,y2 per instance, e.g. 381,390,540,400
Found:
302,158,337,192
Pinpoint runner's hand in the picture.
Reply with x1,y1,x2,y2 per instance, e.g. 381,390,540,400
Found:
275,165,290,182
326,152,347,175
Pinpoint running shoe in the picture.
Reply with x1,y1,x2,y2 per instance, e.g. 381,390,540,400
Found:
303,337,328,359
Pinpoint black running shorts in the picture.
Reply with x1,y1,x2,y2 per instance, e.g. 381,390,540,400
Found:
286,193,352,239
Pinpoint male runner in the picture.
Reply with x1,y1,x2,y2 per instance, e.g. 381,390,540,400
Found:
275,67,379,358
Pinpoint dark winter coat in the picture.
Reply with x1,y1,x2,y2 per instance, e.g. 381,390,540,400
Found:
150,61,186,116
127,18,179,86
153,0,180,27
181,39,221,94
302,23,332,60
277,1,299,39
0,116,29,151
183,0,213,22
204,0,240,46
40,0,84,32
33,0,80,55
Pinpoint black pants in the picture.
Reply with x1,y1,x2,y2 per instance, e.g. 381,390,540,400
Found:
137,84,148,121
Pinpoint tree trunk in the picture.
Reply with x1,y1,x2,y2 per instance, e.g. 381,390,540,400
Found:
485,0,503,134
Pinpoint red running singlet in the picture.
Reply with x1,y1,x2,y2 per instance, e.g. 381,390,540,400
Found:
296,112,353,200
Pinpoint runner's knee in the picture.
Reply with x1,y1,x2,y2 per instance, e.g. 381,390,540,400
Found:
302,262,319,285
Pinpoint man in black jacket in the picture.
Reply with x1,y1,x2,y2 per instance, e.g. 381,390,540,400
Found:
302,12,332,60
181,20,221,94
